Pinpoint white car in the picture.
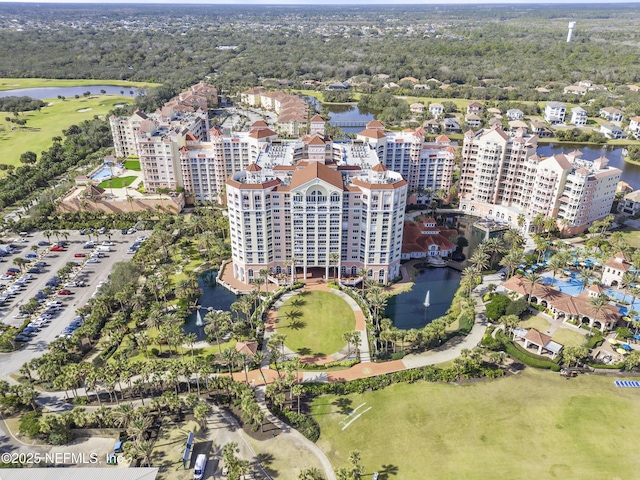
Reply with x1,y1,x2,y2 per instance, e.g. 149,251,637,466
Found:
17,237,28,243
64,282,78,288
102,241,114,246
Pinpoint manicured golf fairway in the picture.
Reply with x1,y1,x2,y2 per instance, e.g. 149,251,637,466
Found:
312,368,640,478
0,95,132,168
276,291,355,357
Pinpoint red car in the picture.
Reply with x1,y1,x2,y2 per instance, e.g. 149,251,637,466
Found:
74,253,86,258
57,289,72,295
5,271,16,276
50,245,64,252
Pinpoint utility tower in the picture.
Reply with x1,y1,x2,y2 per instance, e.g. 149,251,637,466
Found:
567,22,576,42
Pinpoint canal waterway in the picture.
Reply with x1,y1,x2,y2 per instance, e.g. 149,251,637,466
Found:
0,85,142,100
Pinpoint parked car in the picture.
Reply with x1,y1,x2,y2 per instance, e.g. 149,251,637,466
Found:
27,267,40,274
7,268,19,273
99,227,107,234
50,245,64,252
25,253,37,259
17,237,28,243
121,228,128,235
83,242,95,249
15,334,30,342
87,258,100,263
57,289,72,295
34,261,47,267
38,241,50,246
74,253,87,258
64,282,79,288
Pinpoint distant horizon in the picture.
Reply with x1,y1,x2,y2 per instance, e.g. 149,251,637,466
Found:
1,0,640,4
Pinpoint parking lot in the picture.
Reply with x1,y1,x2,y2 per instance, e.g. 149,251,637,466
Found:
0,229,149,379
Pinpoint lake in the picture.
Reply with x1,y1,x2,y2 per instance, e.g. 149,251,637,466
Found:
0,85,142,100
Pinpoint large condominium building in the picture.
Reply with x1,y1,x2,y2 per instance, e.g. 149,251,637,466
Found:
459,126,621,234
357,122,455,197
110,92,456,205
226,133,408,286
110,108,210,192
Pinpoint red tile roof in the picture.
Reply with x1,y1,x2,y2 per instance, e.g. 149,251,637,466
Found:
290,161,343,190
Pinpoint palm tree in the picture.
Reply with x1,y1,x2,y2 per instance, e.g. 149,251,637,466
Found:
185,333,198,358
588,293,610,333
298,468,325,480
577,266,595,293
329,252,340,281
292,384,303,415
547,254,564,284
193,401,211,430
259,268,270,294
523,271,542,304
500,249,523,279
503,228,524,249
204,310,231,354
621,272,637,303
469,249,490,271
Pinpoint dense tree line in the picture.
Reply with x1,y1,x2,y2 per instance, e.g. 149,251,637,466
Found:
0,96,45,112
0,4,639,92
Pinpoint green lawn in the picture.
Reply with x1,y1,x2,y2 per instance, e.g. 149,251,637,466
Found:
618,228,640,249
0,78,158,91
312,369,640,478
123,159,141,171
520,314,552,333
276,291,355,357
0,95,132,168
552,328,587,348
98,176,137,188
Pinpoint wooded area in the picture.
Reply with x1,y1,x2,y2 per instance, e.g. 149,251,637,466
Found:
0,4,639,94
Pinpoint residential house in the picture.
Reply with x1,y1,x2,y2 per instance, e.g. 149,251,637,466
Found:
600,123,625,139
530,121,553,137
410,102,425,114
429,103,444,119
467,101,483,115
570,107,588,126
326,82,349,91
422,119,440,134
544,102,566,124
618,190,640,216
628,116,640,138
443,118,461,133
600,107,624,124
563,85,588,95
465,114,482,129
506,109,524,121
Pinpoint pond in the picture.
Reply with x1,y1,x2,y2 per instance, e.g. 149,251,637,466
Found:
182,269,239,340
385,214,490,330
0,85,142,100
385,266,462,330
537,143,635,189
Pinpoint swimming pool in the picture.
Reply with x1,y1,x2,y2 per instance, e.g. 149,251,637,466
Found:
91,164,122,181
540,273,585,297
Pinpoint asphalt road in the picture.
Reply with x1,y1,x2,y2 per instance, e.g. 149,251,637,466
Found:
0,229,148,381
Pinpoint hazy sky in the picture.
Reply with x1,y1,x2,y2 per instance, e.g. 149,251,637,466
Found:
0,0,638,4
